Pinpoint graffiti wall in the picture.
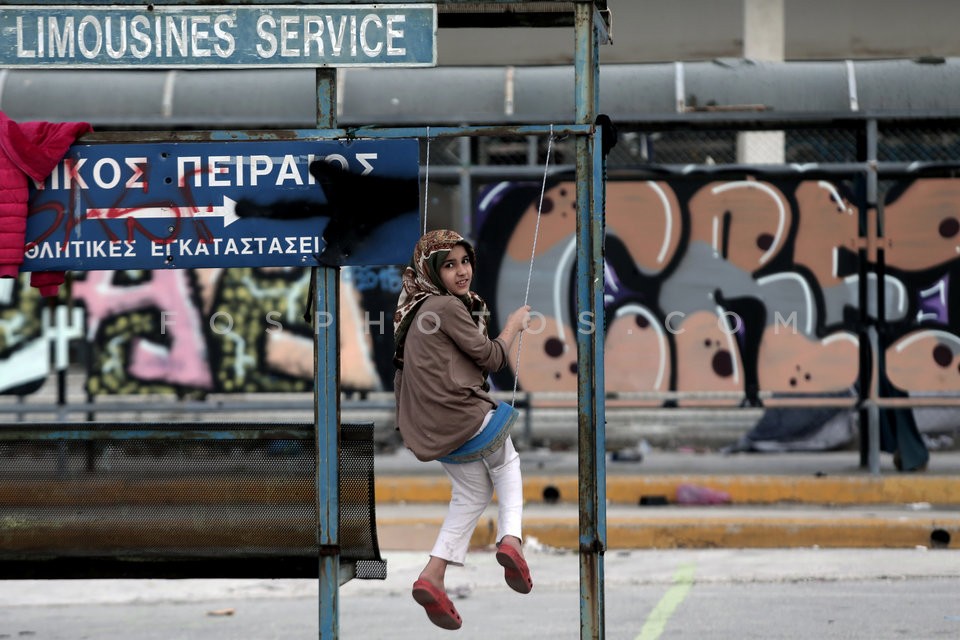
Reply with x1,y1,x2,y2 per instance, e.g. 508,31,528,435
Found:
0,265,401,397
472,171,960,416
3,170,960,432
879,177,960,395
474,174,855,402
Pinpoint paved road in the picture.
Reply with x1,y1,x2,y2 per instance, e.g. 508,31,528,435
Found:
1,548,957,639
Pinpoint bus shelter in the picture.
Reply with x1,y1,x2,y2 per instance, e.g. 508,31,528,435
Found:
0,1,611,637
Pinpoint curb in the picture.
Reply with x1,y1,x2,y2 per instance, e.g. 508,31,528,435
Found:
373,473,960,550
375,474,960,506
375,510,960,551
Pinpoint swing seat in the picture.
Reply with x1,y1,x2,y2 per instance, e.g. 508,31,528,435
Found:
438,401,518,464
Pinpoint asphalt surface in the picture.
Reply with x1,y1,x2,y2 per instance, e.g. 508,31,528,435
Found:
4,385,960,637
0,549,958,639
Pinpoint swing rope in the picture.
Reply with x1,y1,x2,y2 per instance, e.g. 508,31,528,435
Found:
420,126,555,408
511,125,554,407
422,126,431,234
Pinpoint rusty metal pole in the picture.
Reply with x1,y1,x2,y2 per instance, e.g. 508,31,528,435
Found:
864,118,882,476
314,68,341,639
574,3,606,639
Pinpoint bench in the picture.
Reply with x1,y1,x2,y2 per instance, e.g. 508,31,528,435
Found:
0,422,384,582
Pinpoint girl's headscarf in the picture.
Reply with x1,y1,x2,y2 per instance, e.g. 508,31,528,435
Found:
393,229,490,369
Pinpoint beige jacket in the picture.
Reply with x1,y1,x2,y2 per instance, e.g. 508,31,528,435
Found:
394,295,508,461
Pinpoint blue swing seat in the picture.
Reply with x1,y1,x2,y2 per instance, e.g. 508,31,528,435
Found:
438,401,519,464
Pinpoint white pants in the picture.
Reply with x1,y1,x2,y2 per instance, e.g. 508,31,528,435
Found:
431,421,523,566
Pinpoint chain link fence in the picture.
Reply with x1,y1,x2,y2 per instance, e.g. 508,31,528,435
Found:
418,122,960,230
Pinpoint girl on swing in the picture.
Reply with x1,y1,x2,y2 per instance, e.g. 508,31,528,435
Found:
393,229,534,630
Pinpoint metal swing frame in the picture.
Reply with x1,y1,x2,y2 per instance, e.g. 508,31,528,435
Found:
1,1,611,637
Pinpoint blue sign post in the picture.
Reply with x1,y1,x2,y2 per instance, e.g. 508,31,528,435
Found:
0,4,437,67
20,138,420,271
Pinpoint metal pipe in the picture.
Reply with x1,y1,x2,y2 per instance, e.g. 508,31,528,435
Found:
81,123,595,144
574,3,605,639
0,399,394,417
458,135,473,233
314,68,341,639
315,266,341,638
865,118,881,476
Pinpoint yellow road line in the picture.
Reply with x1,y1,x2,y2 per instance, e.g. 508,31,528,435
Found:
635,563,696,640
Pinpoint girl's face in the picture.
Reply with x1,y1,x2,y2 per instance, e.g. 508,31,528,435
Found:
439,244,473,296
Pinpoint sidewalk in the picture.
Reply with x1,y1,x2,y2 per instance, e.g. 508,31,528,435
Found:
371,447,960,551
1,549,957,640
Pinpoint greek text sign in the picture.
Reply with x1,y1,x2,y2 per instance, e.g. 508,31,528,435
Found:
0,4,436,68
21,139,420,270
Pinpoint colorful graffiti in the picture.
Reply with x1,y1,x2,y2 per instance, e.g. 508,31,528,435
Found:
881,178,960,392
472,174,950,401
0,265,401,397
0,277,47,395
473,174,868,403
3,172,960,426
467,171,960,468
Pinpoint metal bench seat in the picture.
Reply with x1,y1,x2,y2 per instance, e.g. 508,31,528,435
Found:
0,422,384,581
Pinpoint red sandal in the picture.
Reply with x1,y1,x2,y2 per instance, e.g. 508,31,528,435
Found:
412,579,462,630
496,544,533,594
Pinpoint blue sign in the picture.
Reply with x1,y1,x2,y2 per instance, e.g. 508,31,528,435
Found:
0,5,436,68
21,139,420,270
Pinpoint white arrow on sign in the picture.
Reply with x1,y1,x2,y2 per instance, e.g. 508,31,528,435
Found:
85,196,240,227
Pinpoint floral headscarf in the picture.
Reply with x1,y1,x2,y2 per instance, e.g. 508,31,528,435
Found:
393,229,490,369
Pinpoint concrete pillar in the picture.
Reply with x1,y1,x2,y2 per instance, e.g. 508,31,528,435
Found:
737,0,785,164
743,0,785,60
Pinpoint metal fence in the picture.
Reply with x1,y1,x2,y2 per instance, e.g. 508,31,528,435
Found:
4,118,960,472
414,118,960,472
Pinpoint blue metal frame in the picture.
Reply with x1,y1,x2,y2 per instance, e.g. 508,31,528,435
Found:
2,1,608,637
313,67,342,639
315,266,342,638
574,4,605,638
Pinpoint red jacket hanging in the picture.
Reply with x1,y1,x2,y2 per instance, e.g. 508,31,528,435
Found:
0,111,92,296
